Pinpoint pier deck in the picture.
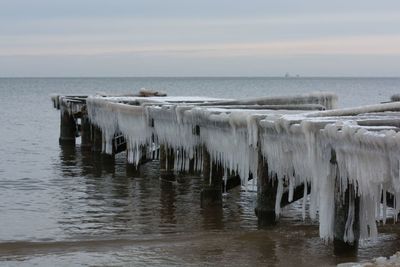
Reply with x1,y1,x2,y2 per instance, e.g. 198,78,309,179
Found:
51,91,400,254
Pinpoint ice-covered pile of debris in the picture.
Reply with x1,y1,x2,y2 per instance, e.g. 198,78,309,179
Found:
338,251,400,267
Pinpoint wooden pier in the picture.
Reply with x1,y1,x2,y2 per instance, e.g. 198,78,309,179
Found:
51,90,400,254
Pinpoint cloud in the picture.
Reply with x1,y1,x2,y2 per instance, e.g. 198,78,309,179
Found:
2,35,400,57
1,1,400,76
1,10,399,57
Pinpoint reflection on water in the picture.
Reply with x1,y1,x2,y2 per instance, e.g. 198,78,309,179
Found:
1,142,400,266
4,144,395,266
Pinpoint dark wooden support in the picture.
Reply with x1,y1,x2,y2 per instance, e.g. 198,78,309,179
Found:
141,145,147,162
160,144,166,171
188,158,195,174
281,183,311,207
126,152,141,177
255,149,278,226
80,112,92,149
89,124,117,173
59,109,77,145
160,144,175,181
188,127,201,175
126,145,149,175
180,145,202,176
200,146,223,208
225,172,241,191
332,150,360,255
87,136,115,175
113,135,127,154
333,182,360,255
91,125,103,153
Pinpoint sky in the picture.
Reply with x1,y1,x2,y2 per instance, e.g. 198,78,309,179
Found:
1,0,400,77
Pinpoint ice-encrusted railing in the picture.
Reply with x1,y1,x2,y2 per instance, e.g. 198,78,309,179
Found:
148,105,203,173
189,108,263,186
137,104,265,185
51,94,87,114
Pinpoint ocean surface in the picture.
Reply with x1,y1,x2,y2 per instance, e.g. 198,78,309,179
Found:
1,77,400,266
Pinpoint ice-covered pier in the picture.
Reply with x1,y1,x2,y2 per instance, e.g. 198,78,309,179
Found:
51,90,400,254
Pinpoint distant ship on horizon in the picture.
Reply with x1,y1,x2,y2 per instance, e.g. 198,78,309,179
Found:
284,72,300,78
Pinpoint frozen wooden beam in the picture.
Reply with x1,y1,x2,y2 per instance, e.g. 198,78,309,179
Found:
197,92,337,109
309,101,400,117
199,104,326,111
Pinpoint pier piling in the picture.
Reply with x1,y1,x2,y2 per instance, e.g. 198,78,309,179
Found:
200,146,223,208
160,145,175,181
80,111,92,149
91,125,103,153
332,151,360,255
255,149,278,226
59,109,77,145
333,181,360,255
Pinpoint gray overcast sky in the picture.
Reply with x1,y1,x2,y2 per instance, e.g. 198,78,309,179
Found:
1,0,400,77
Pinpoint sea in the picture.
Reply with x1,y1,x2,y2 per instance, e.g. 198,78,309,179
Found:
1,77,400,266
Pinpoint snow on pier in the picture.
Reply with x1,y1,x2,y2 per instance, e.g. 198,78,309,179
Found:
52,91,400,253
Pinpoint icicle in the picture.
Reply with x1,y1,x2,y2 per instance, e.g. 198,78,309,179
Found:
223,172,227,193
209,159,212,185
382,185,387,224
309,185,318,221
376,186,382,221
288,174,294,203
302,183,308,220
344,188,355,243
275,178,284,218
135,144,140,166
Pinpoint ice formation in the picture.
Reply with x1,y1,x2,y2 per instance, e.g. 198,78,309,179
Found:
86,97,153,164
59,96,86,115
338,251,400,267
84,92,400,243
199,91,338,110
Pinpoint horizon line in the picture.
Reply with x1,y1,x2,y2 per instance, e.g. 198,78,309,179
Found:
1,75,400,79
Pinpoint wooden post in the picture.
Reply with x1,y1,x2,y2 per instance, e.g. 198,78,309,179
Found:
187,158,195,174
181,146,201,176
126,145,148,176
187,126,201,175
126,152,140,177
332,150,360,255
160,144,175,181
200,145,223,208
80,111,92,149
160,144,166,171
91,125,103,153
59,109,76,145
333,182,360,255
255,147,278,226
224,169,241,191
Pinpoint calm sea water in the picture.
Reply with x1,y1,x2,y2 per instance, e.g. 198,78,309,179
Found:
1,77,400,266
